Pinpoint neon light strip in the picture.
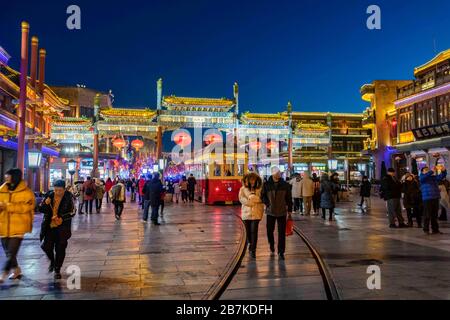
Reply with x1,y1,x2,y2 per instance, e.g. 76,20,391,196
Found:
0,139,59,157
0,114,17,129
395,82,450,108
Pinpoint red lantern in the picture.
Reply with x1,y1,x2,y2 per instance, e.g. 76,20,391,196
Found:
391,118,397,127
131,139,144,151
266,141,278,150
249,141,262,150
112,138,126,149
62,158,66,163
49,157,54,164
205,133,222,145
173,132,192,147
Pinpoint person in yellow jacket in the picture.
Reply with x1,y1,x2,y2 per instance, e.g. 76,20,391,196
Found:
239,172,264,259
0,168,35,283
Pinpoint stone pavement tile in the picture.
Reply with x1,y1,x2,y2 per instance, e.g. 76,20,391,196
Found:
221,285,327,300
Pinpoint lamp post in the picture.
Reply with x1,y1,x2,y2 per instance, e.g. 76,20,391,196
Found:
28,148,42,168
67,159,77,186
27,148,42,191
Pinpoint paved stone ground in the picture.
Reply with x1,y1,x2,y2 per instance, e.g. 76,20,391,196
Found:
293,191,450,300
0,197,244,300
221,215,327,300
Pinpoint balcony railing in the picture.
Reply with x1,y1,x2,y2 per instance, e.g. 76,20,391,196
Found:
397,73,450,100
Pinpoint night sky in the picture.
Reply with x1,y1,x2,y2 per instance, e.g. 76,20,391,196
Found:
1,0,450,114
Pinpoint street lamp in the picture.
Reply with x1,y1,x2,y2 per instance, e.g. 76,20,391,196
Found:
328,159,338,171
67,159,77,185
27,148,42,168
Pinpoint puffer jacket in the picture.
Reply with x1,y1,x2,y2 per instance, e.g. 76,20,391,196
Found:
320,176,338,209
299,176,314,197
402,179,421,208
290,178,302,198
239,187,264,220
261,176,293,217
419,170,447,201
38,190,74,241
0,181,35,238
95,183,105,199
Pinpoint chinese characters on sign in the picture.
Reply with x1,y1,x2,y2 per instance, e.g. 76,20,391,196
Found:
412,122,450,140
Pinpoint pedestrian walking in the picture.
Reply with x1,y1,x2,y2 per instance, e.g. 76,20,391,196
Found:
143,173,163,225
173,180,181,203
380,168,408,228
312,173,321,214
261,167,293,260
130,178,137,202
105,177,113,204
331,172,340,203
74,179,84,214
320,173,338,221
138,176,146,206
180,176,188,203
359,176,372,211
82,177,96,214
95,178,105,213
110,179,126,220
239,172,264,259
39,180,74,279
438,178,449,221
419,166,447,234
299,172,314,215
289,174,302,214
159,185,166,217
401,173,422,227
187,174,197,203
0,168,35,283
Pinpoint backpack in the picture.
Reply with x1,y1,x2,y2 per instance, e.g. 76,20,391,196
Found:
85,185,94,196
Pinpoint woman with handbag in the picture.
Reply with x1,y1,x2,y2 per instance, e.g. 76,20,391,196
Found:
39,179,75,280
239,172,264,259
0,168,35,283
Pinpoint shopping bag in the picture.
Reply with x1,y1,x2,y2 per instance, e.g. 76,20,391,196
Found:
286,216,294,236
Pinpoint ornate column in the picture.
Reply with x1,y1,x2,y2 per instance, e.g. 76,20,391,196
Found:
287,101,293,176
156,126,163,159
92,94,100,178
17,21,30,173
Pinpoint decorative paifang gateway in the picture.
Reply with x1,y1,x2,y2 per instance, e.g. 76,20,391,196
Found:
240,112,288,126
162,96,235,112
296,122,330,132
100,108,157,122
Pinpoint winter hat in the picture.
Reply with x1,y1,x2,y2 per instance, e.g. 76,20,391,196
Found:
53,179,66,188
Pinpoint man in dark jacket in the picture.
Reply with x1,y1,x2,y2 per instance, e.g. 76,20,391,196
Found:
39,180,74,279
187,174,197,203
261,167,292,260
359,176,372,211
380,168,408,228
143,173,162,225
419,166,447,234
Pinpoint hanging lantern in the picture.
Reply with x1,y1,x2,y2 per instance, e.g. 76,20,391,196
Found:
112,138,126,149
391,118,397,127
249,141,262,150
173,131,192,147
62,158,66,163
204,133,222,145
2,136,8,142
266,141,278,150
131,139,144,151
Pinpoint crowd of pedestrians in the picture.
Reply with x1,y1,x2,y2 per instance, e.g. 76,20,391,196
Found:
380,165,448,234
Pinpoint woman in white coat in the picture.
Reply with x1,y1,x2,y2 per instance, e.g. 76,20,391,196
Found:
239,172,264,259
